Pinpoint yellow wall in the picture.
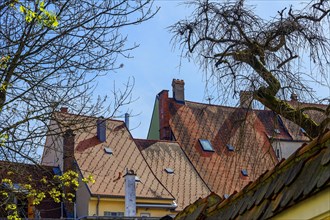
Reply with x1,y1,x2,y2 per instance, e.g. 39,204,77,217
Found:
88,197,177,217
273,188,330,220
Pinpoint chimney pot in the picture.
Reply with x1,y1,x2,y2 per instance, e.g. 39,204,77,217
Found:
97,117,106,142
290,93,298,101
172,79,185,103
125,113,129,130
60,107,68,113
239,91,254,109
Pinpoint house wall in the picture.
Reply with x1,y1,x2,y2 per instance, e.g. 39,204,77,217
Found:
272,140,304,160
147,98,160,140
273,188,330,220
42,120,64,170
88,197,177,217
76,177,90,217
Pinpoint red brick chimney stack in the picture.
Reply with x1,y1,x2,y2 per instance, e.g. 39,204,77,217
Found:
158,90,171,140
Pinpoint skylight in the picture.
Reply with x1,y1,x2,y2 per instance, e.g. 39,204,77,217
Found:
165,168,174,174
199,139,215,152
241,169,248,176
226,144,235,151
135,176,141,182
104,147,113,155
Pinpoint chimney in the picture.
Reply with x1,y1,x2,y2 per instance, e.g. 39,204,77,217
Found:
290,93,298,102
97,117,106,142
60,107,68,113
63,129,76,218
239,91,254,109
124,169,136,217
125,113,129,130
158,90,171,140
172,79,185,103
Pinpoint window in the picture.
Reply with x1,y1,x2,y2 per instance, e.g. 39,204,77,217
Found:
104,211,124,217
104,147,113,155
226,144,235,151
274,129,281,134
165,168,174,174
241,169,248,176
224,194,229,199
199,139,215,152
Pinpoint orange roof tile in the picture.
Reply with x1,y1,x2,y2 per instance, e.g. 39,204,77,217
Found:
175,130,330,220
44,113,174,200
135,139,211,210
167,99,278,196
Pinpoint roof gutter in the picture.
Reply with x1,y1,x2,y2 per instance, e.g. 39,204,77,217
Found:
136,201,177,210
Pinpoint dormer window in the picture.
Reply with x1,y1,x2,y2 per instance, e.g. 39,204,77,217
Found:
199,139,215,152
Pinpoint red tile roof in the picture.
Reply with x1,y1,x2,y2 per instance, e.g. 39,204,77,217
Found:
175,130,330,220
135,139,211,210
43,113,174,200
166,99,278,196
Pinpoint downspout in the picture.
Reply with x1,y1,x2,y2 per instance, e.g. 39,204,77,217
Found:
96,195,100,216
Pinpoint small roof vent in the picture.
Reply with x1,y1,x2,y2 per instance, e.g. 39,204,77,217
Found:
226,144,235,151
165,168,174,174
241,169,248,176
104,147,113,155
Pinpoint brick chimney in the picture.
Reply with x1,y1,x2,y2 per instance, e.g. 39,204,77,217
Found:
124,169,136,217
97,117,106,142
290,93,298,102
172,79,185,103
158,90,171,140
239,91,254,109
63,129,76,218
60,107,68,113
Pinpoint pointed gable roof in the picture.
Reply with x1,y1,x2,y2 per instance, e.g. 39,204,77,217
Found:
135,139,211,210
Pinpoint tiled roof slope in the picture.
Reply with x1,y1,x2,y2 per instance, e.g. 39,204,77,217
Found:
45,113,174,200
135,139,211,210
174,130,330,220
167,99,278,196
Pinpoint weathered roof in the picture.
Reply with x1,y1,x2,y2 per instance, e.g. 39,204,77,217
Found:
167,99,278,196
175,130,330,220
135,139,211,210
44,112,174,200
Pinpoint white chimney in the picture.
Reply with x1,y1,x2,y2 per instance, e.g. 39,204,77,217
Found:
124,169,136,217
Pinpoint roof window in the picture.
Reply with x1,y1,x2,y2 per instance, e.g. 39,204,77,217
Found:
224,194,230,199
274,129,281,134
165,168,174,174
241,169,248,176
135,176,141,182
104,147,113,155
226,144,235,151
199,139,215,152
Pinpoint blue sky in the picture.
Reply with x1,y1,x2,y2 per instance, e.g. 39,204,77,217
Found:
95,0,330,138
